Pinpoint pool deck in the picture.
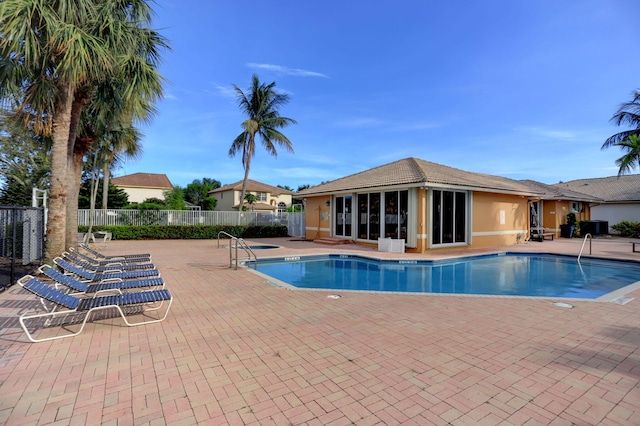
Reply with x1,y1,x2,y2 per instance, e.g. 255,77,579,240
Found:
1,236,639,425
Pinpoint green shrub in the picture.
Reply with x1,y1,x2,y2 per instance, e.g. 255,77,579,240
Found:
78,225,289,240
611,221,640,238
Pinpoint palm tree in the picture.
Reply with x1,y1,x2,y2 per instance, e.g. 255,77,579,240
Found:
100,126,143,210
0,0,167,259
609,135,640,176
229,74,296,211
244,193,259,211
602,90,640,176
0,0,109,258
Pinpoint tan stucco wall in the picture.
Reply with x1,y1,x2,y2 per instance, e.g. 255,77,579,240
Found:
213,190,293,211
304,196,331,240
470,192,529,248
119,187,168,204
414,188,428,252
541,200,590,237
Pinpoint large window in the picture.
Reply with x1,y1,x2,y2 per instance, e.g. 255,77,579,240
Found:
432,190,467,245
355,191,407,241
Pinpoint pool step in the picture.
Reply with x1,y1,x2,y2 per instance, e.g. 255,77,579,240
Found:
314,237,353,246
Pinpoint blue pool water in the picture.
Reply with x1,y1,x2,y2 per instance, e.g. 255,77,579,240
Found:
253,254,640,299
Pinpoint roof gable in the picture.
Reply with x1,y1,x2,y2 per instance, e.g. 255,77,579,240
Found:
298,158,541,195
111,173,172,189
209,179,294,196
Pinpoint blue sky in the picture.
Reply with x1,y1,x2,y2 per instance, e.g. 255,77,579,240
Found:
120,0,640,190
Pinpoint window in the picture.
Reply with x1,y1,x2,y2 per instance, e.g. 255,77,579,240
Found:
278,202,286,213
354,191,408,241
571,202,582,213
258,192,267,201
432,190,467,245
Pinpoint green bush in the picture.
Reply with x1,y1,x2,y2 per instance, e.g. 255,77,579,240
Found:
78,225,289,240
611,221,640,238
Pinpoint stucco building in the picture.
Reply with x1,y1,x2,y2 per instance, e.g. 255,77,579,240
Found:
554,174,640,233
209,179,294,212
110,173,173,204
297,158,597,253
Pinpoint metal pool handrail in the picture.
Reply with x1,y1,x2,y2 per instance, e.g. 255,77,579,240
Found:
234,238,257,270
217,231,235,248
578,233,592,261
217,231,257,269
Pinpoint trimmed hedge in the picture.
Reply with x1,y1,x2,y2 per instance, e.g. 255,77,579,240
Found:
78,225,289,240
611,221,640,238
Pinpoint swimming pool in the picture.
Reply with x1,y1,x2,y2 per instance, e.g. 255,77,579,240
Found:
248,244,279,250
251,253,640,299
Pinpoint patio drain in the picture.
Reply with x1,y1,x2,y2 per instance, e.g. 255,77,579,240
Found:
610,296,634,305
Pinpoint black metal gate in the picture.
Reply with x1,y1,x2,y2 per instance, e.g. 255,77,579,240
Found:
0,206,45,290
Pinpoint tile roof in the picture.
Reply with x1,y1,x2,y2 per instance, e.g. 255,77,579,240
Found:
233,201,275,211
518,180,603,202
298,157,543,196
111,173,172,189
552,174,640,202
209,179,294,196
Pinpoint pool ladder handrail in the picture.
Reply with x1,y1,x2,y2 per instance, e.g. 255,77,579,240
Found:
234,238,257,270
577,233,592,262
217,231,257,270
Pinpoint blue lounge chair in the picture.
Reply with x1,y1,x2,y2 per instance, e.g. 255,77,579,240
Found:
79,243,151,262
18,275,172,342
54,257,160,282
68,247,152,267
61,251,156,272
38,265,165,295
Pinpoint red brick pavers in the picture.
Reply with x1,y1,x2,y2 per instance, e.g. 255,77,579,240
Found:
1,237,639,425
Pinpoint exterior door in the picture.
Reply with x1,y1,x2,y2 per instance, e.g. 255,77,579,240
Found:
334,196,352,237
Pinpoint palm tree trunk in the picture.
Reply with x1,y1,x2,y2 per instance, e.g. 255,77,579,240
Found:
66,147,84,249
45,84,75,261
102,162,111,209
65,97,88,251
239,156,252,212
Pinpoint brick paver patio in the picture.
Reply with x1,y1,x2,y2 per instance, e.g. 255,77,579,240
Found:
0,237,639,425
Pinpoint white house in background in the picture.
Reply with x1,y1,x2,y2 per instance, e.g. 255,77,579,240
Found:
553,174,640,232
111,173,173,203
209,179,294,212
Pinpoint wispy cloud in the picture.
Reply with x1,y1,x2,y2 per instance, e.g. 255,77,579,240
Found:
518,126,576,140
209,83,237,98
246,63,329,78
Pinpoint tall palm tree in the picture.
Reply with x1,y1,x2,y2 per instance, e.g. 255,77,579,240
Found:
229,74,296,211
0,0,166,258
602,90,640,176
0,0,111,258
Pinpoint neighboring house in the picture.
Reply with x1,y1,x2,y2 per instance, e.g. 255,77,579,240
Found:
553,174,640,232
111,173,173,204
519,180,601,236
208,179,294,212
297,157,554,253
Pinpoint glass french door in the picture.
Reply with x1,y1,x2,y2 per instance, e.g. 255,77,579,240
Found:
432,189,467,245
334,195,352,237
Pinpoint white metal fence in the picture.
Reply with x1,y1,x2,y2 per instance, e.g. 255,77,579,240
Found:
78,209,306,237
